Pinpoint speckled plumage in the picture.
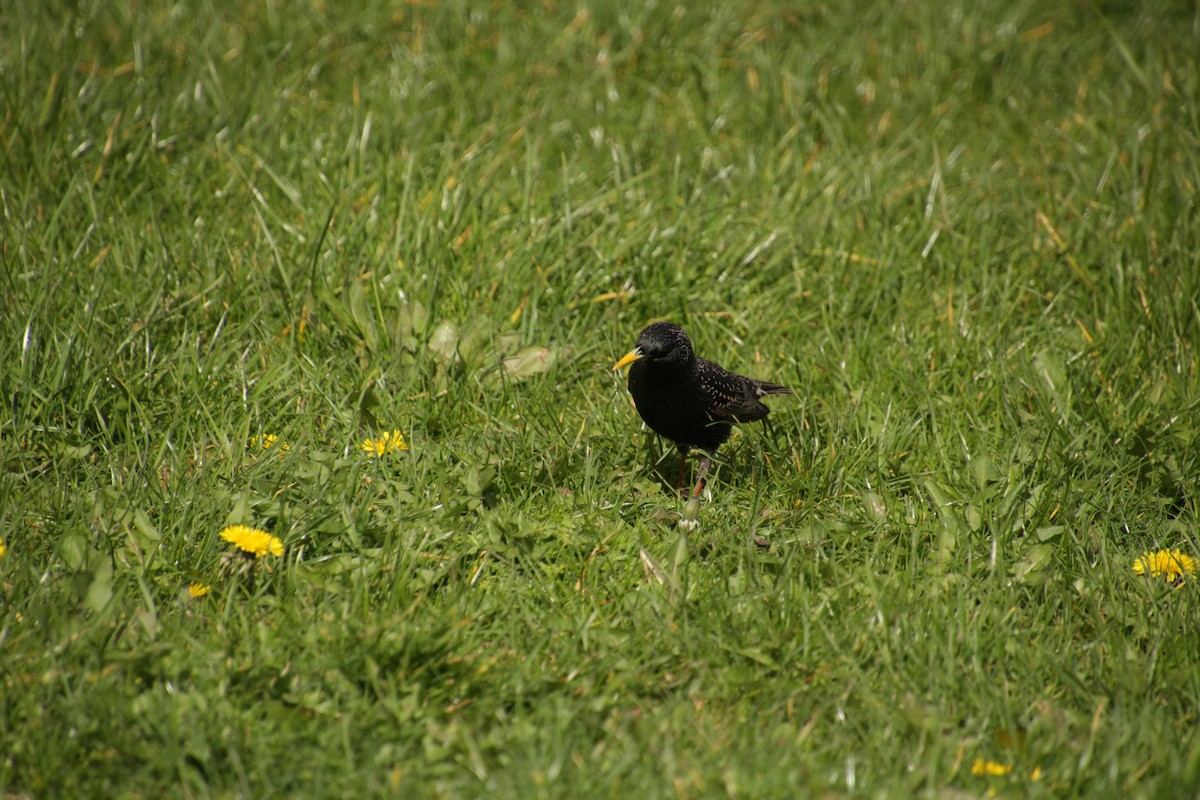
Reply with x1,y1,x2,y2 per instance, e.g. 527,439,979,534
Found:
614,321,789,461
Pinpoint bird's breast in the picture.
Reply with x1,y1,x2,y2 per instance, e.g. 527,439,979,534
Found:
626,363,731,451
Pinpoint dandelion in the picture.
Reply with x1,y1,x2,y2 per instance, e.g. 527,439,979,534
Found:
188,582,210,598
249,433,289,454
1132,549,1196,582
219,525,284,557
0,538,6,559
971,759,1012,777
361,430,409,457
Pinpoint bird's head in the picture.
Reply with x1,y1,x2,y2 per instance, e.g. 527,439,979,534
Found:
613,321,694,371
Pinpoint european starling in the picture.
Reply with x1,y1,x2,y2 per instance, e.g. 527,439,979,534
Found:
613,321,790,500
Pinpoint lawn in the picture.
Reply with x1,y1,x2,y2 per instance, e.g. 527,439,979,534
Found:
2,0,1199,796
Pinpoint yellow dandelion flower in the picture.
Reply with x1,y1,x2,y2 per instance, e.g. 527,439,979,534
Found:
249,433,289,453
188,582,210,598
1132,549,1196,582
0,538,6,559
219,525,284,557
361,430,409,457
971,759,1012,777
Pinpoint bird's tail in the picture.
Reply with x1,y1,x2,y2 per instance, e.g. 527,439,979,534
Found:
753,380,790,397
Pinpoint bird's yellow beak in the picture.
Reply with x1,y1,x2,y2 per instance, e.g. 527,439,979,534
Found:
612,348,643,371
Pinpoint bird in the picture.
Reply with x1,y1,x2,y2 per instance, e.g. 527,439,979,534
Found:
612,321,790,502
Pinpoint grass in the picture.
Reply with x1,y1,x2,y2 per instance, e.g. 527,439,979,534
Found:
3,0,1199,796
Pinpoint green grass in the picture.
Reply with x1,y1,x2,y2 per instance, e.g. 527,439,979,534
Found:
3,0,1200,796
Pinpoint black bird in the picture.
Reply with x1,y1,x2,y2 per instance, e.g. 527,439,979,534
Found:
613,321,790,500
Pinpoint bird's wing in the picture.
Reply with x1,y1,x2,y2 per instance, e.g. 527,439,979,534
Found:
697,360,779,423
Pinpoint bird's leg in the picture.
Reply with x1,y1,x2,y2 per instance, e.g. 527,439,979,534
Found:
673,447,693,497
679,454,711,529
690,455,712,499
